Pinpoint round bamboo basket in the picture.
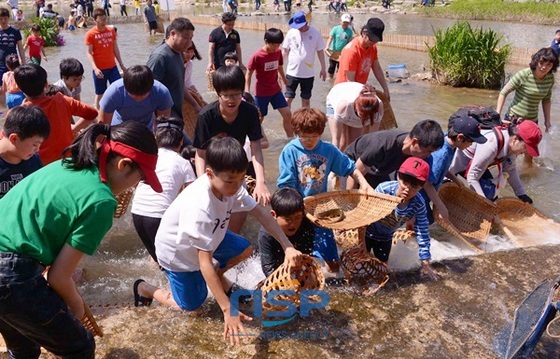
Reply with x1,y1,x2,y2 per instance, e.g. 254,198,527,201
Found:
206,69,215,92
181,89,207,140
434,183,496,245
304,189,402,230
392,228,415,245
260,254,325,312
114,187,134,218
340,246,390,295
81,300,103,337
244,175,256,197
333,226,365,248
375,89,398,131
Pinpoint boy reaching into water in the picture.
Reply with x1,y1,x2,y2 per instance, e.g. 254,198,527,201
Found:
277,107,374,272
367,157,440,281
259,187,315,277
134,137,301,346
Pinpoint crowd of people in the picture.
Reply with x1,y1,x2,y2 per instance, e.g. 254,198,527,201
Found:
0,5,557,355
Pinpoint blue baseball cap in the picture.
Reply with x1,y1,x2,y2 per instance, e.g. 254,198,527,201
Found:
289,11,307,29
453,115,487,144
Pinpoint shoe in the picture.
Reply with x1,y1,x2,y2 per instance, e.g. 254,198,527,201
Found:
133,279,153,307
226,283,253,304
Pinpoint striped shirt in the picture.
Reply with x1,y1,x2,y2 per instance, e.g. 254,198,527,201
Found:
369,181,431,260
500,67,554,121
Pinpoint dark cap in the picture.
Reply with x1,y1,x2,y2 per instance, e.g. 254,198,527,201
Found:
452,115,487,144
398,157,430,183
363,18,384,42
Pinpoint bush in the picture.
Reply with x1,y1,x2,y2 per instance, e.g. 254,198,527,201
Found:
427,21,510,89
22,17,64,47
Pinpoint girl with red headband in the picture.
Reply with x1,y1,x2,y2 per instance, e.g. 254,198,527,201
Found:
0,121,160,358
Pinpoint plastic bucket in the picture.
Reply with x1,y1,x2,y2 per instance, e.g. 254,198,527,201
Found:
387,64,408,78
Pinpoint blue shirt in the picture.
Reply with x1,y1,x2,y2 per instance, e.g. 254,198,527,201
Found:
370,181,431,260
426,136,455,190
99,79,173,130
551,39,560,57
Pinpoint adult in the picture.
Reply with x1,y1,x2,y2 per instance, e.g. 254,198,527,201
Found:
147,17,194,121
282,10,326,109
496,47,558,134
325,13,353,79
0,7,24,90
207,12,244,72
449,119,542,203
6,0,17,20
326,82,383,150
98,65,173,132
344,120,444,189
144,0,157,35
335,17,390,102
39,3,57,18
85,8,126,109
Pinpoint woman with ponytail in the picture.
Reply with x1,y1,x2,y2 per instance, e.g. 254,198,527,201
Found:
326,82,384,150
0,121,160,358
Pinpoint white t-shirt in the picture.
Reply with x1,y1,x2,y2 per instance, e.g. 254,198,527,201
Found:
53,79,82,99
326,81,383,128
282,26,325,78
131,147,196,218
155,174,257,272
183,60,193,89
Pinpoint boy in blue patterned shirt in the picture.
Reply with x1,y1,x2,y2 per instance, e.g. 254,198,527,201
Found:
366,157,440,280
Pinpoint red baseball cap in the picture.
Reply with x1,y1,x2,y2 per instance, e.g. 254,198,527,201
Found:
398,157,430,182
517,121,542,157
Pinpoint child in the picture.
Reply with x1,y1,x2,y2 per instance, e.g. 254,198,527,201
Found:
224,51,238,67
153,0,160,15
193,65,270,219
277,107,374,272
421,113,487,223
1,54,24,108
344,119,444,189
15,8,24,21
67,7,76,31
245,27,293,137
183,42,205,118
366,157,440,280
24,25,47,65
53,58,84,101
0,120,160,358
14,63,98,165
0,105,50,199
131,116,196,263
133,137,301,346
259,187,315,277
550,29,560,57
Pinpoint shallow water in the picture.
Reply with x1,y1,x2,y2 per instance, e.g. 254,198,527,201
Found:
3,10,560,358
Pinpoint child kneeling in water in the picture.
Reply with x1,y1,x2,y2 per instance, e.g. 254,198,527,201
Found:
134,137,301,346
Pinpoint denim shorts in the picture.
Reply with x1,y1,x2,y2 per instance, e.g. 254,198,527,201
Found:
92,66,121,95
255,91,289,117
0,253,95,358
165,231,251,311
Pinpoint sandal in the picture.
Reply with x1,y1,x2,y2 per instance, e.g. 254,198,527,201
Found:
133,279,153,307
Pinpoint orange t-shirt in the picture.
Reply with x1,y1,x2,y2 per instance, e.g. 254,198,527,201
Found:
84,26,117,70
25,93,98,165
335,37,378,85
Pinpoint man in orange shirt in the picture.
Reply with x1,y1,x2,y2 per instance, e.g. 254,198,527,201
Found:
14,64,98,165
85,8,126,109
335,17,390,102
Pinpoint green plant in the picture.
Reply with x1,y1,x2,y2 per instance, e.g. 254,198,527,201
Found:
22,17,62,47
426,21,510,89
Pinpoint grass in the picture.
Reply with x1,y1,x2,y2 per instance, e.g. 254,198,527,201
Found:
427,21,510,89
420,0,560,25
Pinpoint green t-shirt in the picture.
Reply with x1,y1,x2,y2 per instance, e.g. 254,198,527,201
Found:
329,25,353,52
0,160,116,265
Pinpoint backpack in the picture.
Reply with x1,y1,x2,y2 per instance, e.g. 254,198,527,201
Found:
448,105,502,130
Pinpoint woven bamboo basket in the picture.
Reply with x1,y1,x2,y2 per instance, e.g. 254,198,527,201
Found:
114,187,134,218
495,197,560,246
333,226,365,248
304,189,402,230
259,254,325,312
392,228,415,245
81,301,103,337
376,90,398,131
181,90,207,140
206,69,215,92
433,183,495,252
325,49,341,61
244,175,256,197
340,246,390,295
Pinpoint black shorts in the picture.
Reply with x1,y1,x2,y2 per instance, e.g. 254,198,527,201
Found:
148,20,158,30
284,74,314,100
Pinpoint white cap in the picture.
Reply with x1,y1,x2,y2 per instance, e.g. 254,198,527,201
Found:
341,14,352,23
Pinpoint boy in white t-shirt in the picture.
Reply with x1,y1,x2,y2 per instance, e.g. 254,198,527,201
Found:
281,11,326,109
134,136,301,346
